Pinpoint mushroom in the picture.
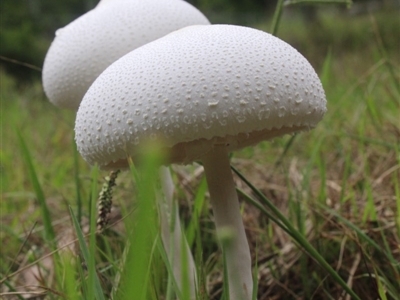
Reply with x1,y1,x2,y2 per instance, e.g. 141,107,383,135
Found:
42,0,210,110
42,0,210,297
74,24,327,299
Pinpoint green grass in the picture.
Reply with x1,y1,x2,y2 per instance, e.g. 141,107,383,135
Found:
1,6,399,300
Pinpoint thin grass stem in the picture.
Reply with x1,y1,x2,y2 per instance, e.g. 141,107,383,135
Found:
69,204,105,300
73,139,83,225
17,129,55,245
231,166,361,300
270,0,285,36
284,0,352,6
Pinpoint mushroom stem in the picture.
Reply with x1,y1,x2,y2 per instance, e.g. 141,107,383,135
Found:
201,146,253,300
158,166,197,299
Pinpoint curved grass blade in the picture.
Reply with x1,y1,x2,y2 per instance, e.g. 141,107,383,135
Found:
320,204,400,273
118,146,161,300
274,134,297,169
69,204,106,300
231,165,361,300
16,129,55,245
237,188,287,232
73,137,83,224
270,0,285,36
1,280,25,300
284,0,352,6
186,177,207,247
156,236,183,300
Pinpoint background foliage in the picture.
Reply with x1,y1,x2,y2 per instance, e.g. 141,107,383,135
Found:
1,0,399,299
2,0,398,81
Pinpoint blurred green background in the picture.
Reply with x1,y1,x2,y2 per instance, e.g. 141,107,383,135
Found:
1,0,399,83
1,1,399,298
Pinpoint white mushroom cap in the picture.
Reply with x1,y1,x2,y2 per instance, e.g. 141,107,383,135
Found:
75,24,327,169
42,0,210,110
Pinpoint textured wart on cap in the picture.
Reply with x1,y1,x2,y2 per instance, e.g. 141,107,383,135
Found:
75,25,327,169
42,0,210,110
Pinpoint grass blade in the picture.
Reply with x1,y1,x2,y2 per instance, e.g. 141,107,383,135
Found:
231,165,361,300
16,129,55,245
69,201,105,300
321,204,400,273
270,0,285,36
274,134,297,169
320,48,333,88
156,236,183,300
118,144,162,300
237,188,287,232
88,166,101,300
1,280,25,300
370,14,400,96
62,252,80,300
186,176,207,247
73,137,83,224
284,0,352,6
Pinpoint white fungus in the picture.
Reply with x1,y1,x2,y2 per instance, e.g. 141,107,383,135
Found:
42,0,210,110
75,24,327,169
75,25,327,299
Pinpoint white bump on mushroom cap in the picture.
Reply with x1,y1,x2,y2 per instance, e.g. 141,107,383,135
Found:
42,0,210,110
75,24,327,169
